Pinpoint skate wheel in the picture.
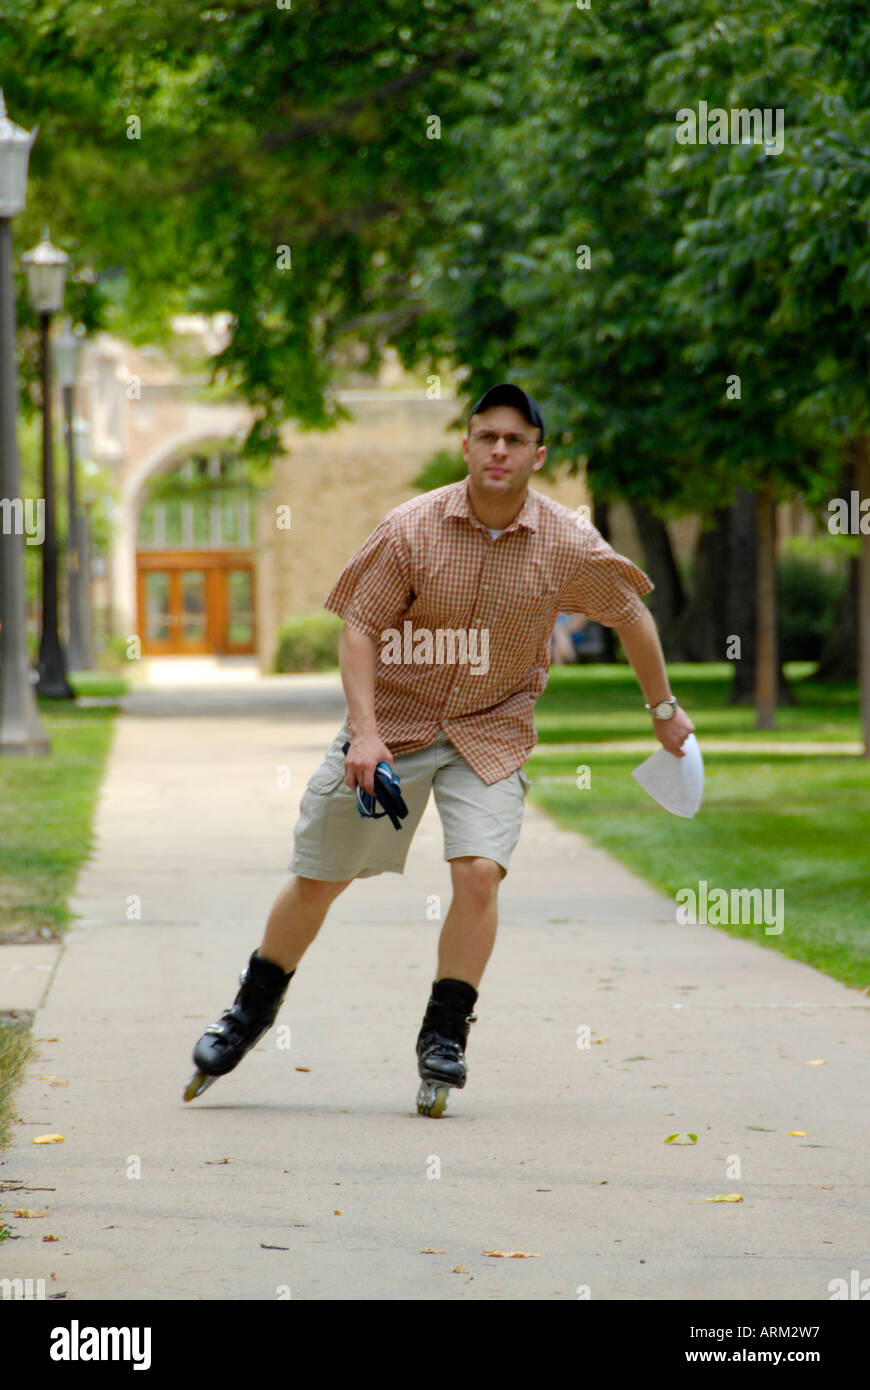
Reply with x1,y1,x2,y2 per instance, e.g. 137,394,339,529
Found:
416,1081,449,1117
183,1070,217,1102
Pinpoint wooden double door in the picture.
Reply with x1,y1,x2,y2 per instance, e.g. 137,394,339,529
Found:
137,553,256,655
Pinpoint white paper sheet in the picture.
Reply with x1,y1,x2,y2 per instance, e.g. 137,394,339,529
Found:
631,732,704,818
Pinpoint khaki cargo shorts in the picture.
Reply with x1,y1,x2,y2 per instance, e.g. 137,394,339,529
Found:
288,719,530,881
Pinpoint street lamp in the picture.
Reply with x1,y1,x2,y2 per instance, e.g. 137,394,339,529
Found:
54,317,87,670
22,226,74,698
0,89,49,754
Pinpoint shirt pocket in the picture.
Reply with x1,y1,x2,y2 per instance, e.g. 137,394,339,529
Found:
510,558,561,615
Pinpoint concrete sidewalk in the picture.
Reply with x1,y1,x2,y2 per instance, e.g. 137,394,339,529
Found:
1,673,867,1301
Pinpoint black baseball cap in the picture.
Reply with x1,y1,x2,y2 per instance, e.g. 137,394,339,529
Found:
468,383,545,442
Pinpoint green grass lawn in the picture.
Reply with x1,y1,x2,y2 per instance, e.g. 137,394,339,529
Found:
0,702,119,940
69,672,129,698
0,695,119,1155
527,666,869,990
536,662,860,743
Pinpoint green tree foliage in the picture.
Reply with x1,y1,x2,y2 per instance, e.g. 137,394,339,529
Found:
2,0,500,459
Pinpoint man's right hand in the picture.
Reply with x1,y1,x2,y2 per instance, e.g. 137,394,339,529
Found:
344,732,394,796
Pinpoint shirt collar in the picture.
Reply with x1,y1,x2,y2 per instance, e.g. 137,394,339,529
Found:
445,476,539,534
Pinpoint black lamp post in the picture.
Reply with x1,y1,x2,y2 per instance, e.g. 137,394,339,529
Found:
22,226,74,699
54,317,86,670
72,414,94,670
0,90,49,754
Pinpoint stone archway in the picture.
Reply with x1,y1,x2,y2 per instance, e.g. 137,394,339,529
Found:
123,433,258,657
112,419,253,648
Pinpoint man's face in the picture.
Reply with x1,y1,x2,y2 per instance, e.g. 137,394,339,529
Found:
461,405,547,497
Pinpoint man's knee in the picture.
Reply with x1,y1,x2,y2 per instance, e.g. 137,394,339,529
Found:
294,874,354,903
449,855,503,905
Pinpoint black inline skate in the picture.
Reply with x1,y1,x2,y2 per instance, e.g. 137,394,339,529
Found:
415,978,478,1117
183,951,295,1101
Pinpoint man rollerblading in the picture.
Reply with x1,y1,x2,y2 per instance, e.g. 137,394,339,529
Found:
183,383,694,1114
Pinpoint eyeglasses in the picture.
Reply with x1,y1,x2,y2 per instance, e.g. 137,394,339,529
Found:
470,430,538,451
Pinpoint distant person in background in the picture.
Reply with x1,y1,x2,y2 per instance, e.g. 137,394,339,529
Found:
550,612,595,664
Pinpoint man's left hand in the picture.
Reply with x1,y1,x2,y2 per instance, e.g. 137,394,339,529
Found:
653,705,695,757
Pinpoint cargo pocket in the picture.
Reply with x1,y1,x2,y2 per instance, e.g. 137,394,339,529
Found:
307,756,347,796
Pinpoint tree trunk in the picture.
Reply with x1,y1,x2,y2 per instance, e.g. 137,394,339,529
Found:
728,490,757,703
674,506,732,660
629,500,685,656
754,483,777,729
592,499,618,663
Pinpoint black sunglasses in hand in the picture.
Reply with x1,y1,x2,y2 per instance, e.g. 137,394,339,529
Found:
341,742,409,830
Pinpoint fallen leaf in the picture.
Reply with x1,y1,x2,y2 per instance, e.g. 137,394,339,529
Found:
419,1248,444,1254
803,1060,826,1066
12,1207,49,1218
482,1249,539,1258
664,1133,698,1145
592,1037,610,1044
295,1067,311,1072
334,1210,341,1215
32,1134,64,1144
704,1194,743,1203
42,1235,59,1242
789,1131,809,1137
205,1158,230,1165
39,1075,56,1080
49,1081,69,1088
452,1265,468,1273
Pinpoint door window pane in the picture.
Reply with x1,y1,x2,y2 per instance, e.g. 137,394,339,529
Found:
144,572,171,642
226,569,253,645
180,570,206,642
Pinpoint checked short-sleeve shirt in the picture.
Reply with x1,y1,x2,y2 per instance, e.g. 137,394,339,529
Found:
323,477,654,783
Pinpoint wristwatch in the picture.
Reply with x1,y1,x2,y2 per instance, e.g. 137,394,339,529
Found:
644,696,677,720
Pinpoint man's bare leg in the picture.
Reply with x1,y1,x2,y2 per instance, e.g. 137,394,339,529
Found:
436,856,503,988
258,874,354,974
